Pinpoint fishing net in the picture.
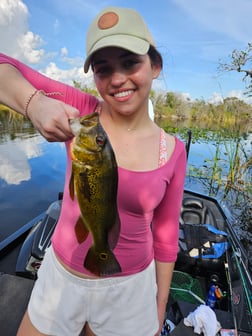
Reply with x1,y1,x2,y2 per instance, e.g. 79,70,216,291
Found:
170,271,205,304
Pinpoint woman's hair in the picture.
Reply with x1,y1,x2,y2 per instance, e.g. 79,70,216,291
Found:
148,45,163,69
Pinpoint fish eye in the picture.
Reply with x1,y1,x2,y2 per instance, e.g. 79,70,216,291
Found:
96,135,105,146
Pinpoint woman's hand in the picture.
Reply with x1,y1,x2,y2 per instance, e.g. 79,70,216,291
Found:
154,261,175,336
27,93,80,142
154,299,166,336
0,63,79,142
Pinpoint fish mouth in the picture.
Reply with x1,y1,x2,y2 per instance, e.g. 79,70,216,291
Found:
69,118,81,135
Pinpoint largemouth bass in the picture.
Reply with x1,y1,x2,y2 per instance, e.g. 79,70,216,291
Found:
69,112,121,276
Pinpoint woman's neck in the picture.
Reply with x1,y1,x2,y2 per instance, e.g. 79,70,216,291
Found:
100,101,153,133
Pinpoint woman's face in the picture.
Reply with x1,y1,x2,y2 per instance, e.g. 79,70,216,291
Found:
92,47,161,116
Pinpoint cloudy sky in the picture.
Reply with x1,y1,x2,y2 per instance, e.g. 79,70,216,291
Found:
1,0,251,103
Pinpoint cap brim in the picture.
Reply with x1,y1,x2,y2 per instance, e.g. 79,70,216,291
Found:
84,35,150,73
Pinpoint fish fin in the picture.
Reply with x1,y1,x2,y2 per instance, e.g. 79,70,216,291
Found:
84,247,121,276
108,212,121,249
75,216,89,243
69,170,75,200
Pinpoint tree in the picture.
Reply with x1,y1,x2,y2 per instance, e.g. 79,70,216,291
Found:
72,80,100,97
218,43,252,96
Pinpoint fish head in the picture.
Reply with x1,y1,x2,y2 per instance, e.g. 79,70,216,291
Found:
69,112,107,162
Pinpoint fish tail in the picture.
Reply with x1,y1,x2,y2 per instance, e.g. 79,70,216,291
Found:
84,246,121,276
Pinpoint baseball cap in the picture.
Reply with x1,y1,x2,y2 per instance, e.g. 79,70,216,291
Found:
84,6,155,73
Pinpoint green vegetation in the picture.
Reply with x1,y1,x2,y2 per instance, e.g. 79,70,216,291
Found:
72,80,100,98
164,124,251,194
0,104,36,141
151,91,252,127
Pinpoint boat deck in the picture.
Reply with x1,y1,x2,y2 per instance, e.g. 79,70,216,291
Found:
0,190,251,335
0,273,34,335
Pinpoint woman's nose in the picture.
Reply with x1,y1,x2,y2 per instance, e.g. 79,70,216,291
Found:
110,69,126,86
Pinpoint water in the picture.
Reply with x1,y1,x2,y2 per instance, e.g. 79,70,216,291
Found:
0,117,251,259
0,129,66,241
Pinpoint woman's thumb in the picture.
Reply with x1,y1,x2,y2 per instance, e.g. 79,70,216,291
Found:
66,105,80,119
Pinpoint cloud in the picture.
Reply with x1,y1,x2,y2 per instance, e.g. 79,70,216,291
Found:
60,47,68,57
53,19,60,35
0,0,45,63
172,0,251,43
18,31,45,63
208,92,224,104
0,0,88,86
40,62,93,87
179,92,191,102
227,90,252,105
208,90,252,105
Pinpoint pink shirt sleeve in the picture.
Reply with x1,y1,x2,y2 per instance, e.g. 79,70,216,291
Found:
152,139,186,262
0,53,98,113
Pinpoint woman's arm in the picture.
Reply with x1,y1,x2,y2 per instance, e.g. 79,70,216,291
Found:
152,140,187,335
0,53,83,141
155,261,174,336
0,63,80,141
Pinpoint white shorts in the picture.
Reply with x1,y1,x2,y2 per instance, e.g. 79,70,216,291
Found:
28,246,159,336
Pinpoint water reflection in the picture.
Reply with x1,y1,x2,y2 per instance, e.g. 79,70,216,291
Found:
0,117,66,241
0,134,43,185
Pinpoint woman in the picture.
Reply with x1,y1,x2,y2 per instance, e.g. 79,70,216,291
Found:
0,6,186,336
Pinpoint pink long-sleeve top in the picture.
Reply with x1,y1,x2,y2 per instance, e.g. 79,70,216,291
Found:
0,53,187,276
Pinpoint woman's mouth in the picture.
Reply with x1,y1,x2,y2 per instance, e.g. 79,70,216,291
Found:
113,90,134,99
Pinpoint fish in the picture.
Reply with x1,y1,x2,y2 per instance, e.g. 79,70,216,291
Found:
69,112,121,276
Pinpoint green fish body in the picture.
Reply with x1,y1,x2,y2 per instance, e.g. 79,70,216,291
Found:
69,112,121,276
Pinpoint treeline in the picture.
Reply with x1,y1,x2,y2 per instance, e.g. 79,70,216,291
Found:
150,91,252,126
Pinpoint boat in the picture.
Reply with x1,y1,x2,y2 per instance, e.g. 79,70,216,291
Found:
0,190,251,336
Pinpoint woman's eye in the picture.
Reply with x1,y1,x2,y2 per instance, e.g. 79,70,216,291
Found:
93,57,141,76
124,59,139,69
94,66,111,75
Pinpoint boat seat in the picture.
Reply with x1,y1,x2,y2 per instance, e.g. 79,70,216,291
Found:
177,198,227,271
180,197,217,226
0,273,34,336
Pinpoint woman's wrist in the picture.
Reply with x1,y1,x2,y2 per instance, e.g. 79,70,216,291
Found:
24,89,45,119
24,89,63,119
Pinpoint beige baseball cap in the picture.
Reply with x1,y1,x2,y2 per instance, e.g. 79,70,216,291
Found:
84,6,155,73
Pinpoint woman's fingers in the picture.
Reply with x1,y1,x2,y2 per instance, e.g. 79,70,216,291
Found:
28,96,80,142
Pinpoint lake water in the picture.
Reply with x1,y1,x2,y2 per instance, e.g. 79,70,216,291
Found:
0,129,66,240
0,118,251,259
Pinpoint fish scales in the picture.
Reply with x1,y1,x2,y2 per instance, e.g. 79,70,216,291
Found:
69,112,121,276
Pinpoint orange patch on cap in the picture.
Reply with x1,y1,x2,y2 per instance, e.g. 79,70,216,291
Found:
98,12,119,30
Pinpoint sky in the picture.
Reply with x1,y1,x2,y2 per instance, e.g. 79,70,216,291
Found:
1,0,252,104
